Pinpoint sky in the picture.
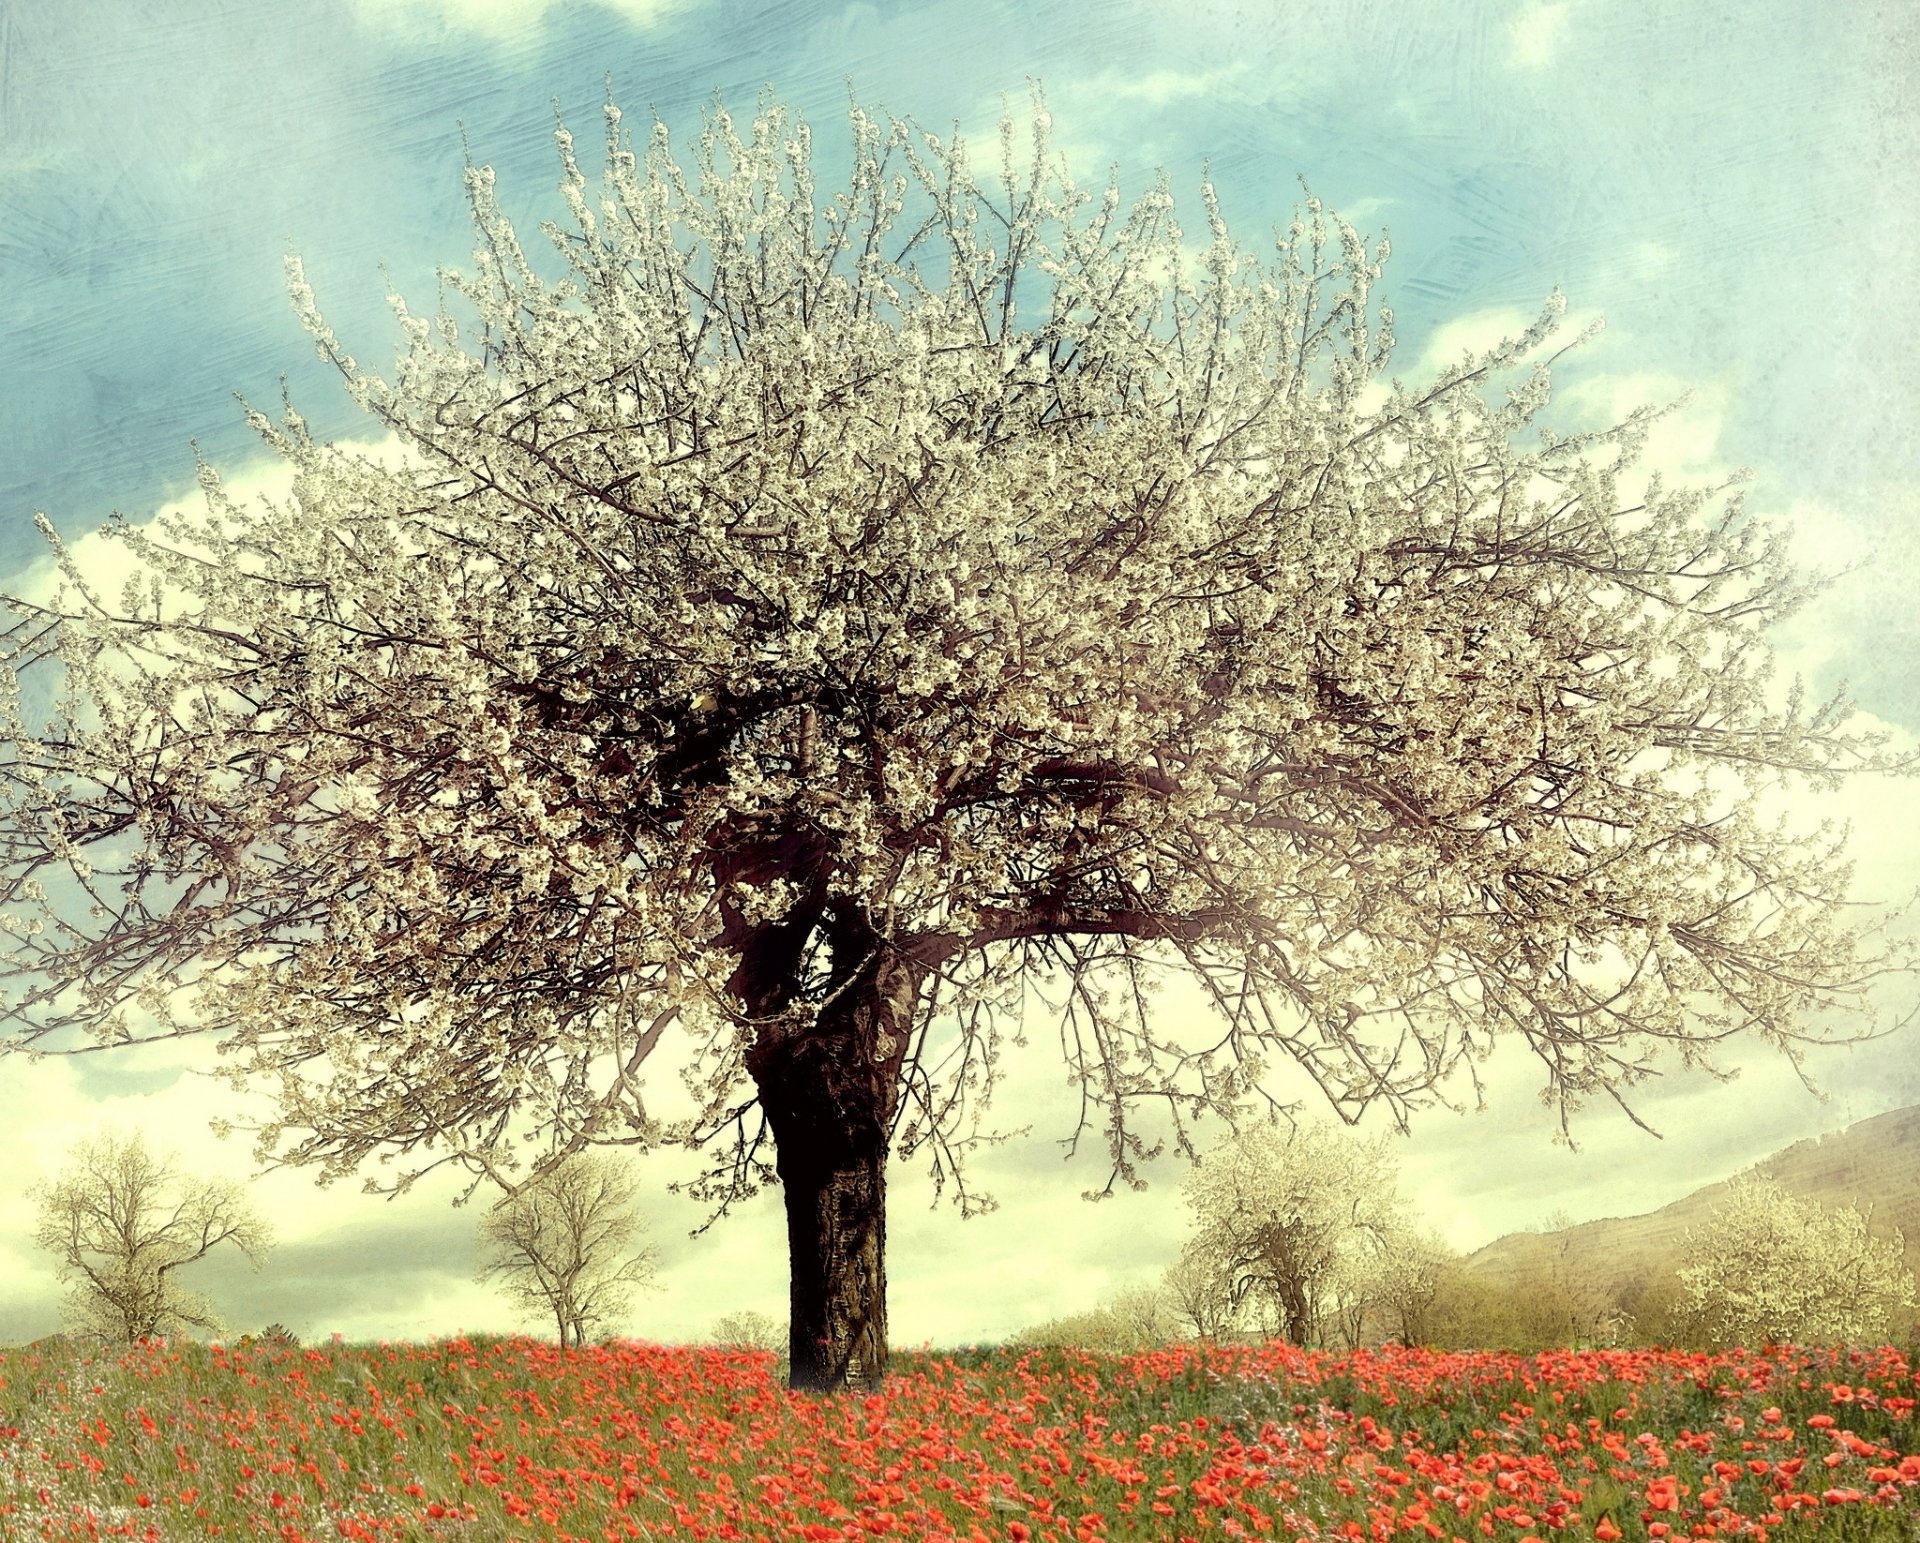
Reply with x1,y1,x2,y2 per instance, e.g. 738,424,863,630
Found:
0,0,1916,1349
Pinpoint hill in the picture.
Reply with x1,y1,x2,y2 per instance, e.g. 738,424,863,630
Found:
1462,1104,1920,1307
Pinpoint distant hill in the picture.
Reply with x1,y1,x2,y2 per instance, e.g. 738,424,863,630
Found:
1463,1104,1920,1303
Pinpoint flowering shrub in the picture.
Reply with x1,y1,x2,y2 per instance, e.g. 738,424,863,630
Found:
2,1335,1914,1540
1678,1179,1916,1348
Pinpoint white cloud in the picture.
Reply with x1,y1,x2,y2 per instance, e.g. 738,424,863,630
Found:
1626,238,1674,278
1337,195,1395,229
1404,300,1600,380
1073,66,1249,112
349,0,676,43
19,434,418,615
1764,485,1920,718
1037,65,1252,184
1506,1,1577,70
1557,367,1735,480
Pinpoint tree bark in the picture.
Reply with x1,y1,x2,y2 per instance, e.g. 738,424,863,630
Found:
1279,1276,1313,1347
746,932,925,1393
769,1096,890,1392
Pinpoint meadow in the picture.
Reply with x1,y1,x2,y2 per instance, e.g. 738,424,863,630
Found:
1,1335,1915,1542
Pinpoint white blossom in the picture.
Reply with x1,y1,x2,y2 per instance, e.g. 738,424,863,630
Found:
0,87,1902,1265
1678,1176,1916,1346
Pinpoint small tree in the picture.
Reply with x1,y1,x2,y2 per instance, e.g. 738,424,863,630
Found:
476,1153,656,1348
1423,1265,1506,1351
1162,1244,1240,1341
1015,1281,1174,1353
32,1130,271,1345
1108,1281,1175,1346
709,1308,786,1354
1616,1261,1692,1347
1677,1177,1916,1347
1181,1121,1401,1345
1368,1227,1460,1347
1508,1209,1621,1347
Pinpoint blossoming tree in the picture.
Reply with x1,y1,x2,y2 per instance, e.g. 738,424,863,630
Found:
1180,1119,1403,1345
0,93,1902,1389
1677,1177,1916,1346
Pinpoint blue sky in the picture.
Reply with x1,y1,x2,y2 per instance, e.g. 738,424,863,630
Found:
0,0,1916,1346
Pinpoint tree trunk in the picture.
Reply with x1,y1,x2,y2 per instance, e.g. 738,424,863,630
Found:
770,1101,889,1392
746,934,925,1393
1280,1279,1313,1347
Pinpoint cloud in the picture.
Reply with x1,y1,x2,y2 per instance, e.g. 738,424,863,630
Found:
1762,486,1920,725
16,434,416,613
349,0,676,42
1557,367,1736,482
1066,67,1250,112
1506,1,1578,70
1401,299,1599,380
1037,64,1253,183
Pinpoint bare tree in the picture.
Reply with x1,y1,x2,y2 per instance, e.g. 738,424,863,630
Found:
1108,1282,1175,1347
1367,1227,1459,1347
1324,1243,1380,1351
0,89,1905,1390
32,1130,270,1345
708,1308,786,1354
1014,1282,1173,1352
477,1153,656,1348
1511,1209,1622,1347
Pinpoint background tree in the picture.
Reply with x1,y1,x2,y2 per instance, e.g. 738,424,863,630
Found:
0,90,1903,1391
1386,1264,1496,1351
1013,1280,1176,1353
476,1152,656,1349
1162,1244,1240,1341
1323,1244,1378,1351
1180,1120,1401,1345
1614,1260,1693,1348
708,1309,786,1354
1106,1281,1176,1347
1366,1226,1460,1347
1676,1177,1915,1347
1525,1209,1620,1347
32,1130,271,1345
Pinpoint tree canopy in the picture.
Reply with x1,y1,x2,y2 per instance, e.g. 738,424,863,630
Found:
0,90,1903,1387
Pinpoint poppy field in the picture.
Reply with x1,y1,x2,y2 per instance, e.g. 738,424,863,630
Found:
1,1335,1915,1543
